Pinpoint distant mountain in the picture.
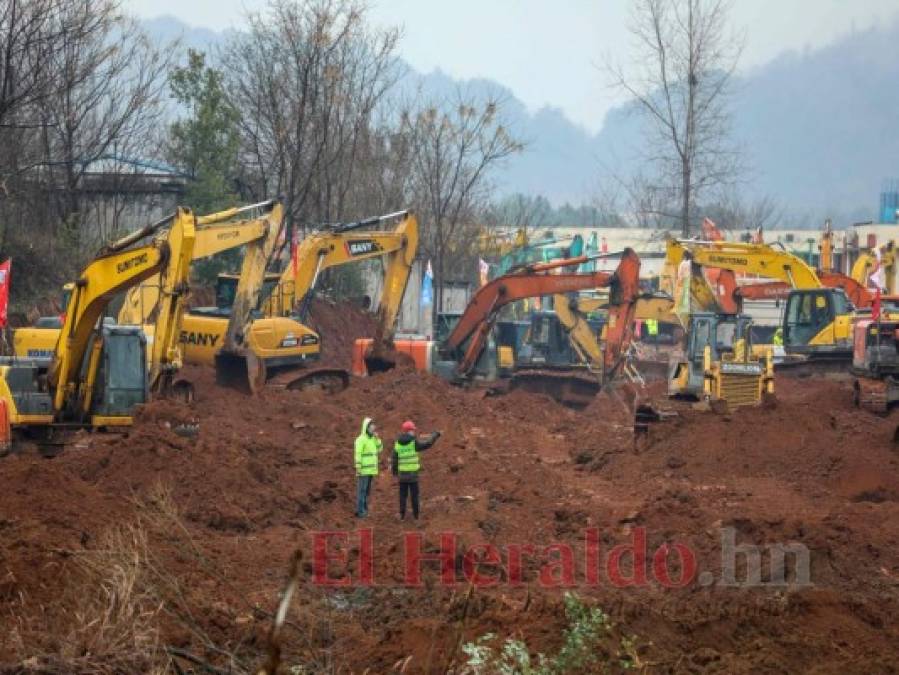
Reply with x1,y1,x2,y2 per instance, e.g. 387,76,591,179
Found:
141,15,899,225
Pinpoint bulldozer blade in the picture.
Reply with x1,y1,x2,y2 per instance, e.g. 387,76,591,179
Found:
215,351,267,395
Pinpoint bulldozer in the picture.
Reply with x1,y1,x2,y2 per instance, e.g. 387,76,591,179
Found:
667,311,774,409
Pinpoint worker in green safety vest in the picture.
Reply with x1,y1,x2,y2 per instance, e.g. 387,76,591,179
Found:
772,327,783,346
354,417,382,518
391,420,442,520
645,318,659,344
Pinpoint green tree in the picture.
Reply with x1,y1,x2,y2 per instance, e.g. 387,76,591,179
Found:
168,49,242,281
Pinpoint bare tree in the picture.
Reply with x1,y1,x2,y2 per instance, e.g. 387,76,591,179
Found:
220,0,401,233
703,192,783,236
608,0,743,236
482,193,552,244
36,1,171,245
402,90,523,311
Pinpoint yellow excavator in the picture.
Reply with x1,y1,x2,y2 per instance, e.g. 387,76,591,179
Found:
218,210,417,325
0,207,196,448
133,205,418,392
666,238,855,360
115,199,329,393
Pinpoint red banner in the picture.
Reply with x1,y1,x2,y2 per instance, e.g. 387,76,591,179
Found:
0,259,10,329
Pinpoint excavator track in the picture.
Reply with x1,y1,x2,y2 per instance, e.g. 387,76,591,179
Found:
508,369,601,409
775,354,852,380
854,377,889,414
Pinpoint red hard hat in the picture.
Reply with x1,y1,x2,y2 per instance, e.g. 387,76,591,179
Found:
401,420,416,432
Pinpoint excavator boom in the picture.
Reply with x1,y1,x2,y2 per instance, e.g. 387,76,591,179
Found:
443,248,642,381
51,237,169,411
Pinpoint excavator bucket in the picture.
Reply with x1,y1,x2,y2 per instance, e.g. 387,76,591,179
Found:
363,341,399,374
215,350,267,395
267,367,350,393
508,370,601,409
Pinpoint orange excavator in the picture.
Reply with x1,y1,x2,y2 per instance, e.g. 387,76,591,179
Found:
435,248,643,407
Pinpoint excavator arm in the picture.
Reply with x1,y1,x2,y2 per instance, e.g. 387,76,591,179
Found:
666,239,823,288
275,210,418,341
147,207,197,394
443,248,642,380
213,200,283,391
49,217,178,413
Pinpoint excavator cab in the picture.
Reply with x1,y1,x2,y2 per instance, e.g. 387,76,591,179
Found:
783,288,853,356
89,324,149,418
517,310,604,369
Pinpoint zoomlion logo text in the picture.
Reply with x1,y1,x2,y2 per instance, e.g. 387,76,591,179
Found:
179,331,221,347
707,255,748,266
345,240,381,256
117,252,149,273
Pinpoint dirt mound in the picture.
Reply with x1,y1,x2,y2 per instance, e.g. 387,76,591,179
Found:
305,297,379,369
1,361,898,671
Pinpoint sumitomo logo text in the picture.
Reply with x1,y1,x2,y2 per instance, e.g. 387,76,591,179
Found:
117,252,149,274
346,240,380,256
708,254,748,266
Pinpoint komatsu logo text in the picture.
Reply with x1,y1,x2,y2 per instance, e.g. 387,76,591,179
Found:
217,230,240,240
346,240,380,256
117,252,149,273
708,255,748,266
179,331,221,347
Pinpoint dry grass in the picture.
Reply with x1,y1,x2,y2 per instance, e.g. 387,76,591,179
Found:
8,520,170,674
6,482,325,674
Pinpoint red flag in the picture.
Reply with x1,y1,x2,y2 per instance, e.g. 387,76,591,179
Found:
873,287,882,322
0,259,10,329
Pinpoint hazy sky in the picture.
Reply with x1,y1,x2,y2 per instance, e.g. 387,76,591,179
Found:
128,0,899,133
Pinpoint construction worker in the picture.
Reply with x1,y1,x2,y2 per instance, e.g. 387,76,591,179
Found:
354,417,382,518
391,420,441,521
772,327,784,346
645,318,659,345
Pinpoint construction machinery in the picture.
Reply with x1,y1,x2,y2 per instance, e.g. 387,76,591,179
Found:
209,209,418,385
851,241,896,295
225,209,417,336
667,311,774,408
118,199,329,393
12,284,73,359
515,291,680,383
0,208,196,447
115,204,418,393
435,249,642,407
666,239,856,360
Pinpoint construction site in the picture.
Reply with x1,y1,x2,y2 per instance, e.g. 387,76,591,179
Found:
2,0,899,672
0,198,895,673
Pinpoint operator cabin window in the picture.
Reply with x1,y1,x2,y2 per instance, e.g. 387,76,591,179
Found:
716,322,737,353
691,319,711,356
534,315,551,345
